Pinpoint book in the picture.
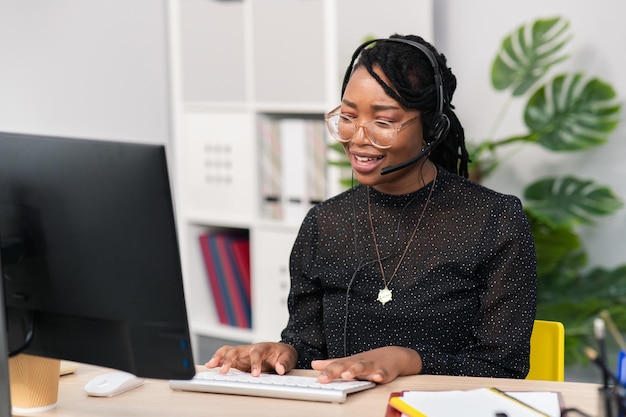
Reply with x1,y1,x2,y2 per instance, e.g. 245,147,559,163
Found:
231,237,252,307
198,233,229,326
304,118,327,206
212,233,246,328
198,232,252,329
221,234,251,329
206,233,238,327
387,388,562,417
258,117,282,220
279,118,308,224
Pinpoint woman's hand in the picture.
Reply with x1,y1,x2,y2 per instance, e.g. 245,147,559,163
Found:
205,342,297,376
311,346,422,384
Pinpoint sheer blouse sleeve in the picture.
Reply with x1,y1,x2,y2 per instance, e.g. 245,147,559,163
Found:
418,195,537,378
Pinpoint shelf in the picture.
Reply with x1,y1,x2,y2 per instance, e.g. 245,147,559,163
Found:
191,323,256,345
169,0,434,356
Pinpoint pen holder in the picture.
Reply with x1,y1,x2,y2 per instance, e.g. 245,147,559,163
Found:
618,350,626,387
599,387,617,417
599,386,626,417
618,351,626,417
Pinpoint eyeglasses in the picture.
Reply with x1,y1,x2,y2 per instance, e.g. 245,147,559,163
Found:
324,106,420,149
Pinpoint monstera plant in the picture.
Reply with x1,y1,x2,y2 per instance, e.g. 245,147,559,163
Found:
471,16,625,365
328,18,625,365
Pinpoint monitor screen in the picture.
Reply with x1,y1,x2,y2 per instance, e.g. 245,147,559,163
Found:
0,131,194,380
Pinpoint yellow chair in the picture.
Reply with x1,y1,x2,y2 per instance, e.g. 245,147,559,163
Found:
526,319,565,381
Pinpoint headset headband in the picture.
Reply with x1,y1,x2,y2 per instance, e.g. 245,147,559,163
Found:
340,38,446,128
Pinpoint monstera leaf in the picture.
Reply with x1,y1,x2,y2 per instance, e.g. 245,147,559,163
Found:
525,209,582,278
524,176,623,228
476,15,626,367
524,73,621,151
491,16,571,96
535,265,626,364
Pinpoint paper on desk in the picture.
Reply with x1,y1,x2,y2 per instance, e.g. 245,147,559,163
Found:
389,388,561,417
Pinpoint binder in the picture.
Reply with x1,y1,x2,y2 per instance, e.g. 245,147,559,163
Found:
220,234,251,329
231,237,252,308
258,117,282,220
279,118,308,224
207,233,238,327
198,232,252,329
198,233,229,326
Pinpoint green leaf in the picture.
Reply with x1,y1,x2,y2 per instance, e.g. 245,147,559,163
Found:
524,176,624,228
524,73,622,151
327,141,346,155
491,17,571,96
536,265,626,365
526,210,582,278
581,266,626,301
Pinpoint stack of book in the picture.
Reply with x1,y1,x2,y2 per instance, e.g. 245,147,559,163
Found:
198,231,251,329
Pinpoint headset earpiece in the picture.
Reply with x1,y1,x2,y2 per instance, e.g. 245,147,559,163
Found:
430,113,450,142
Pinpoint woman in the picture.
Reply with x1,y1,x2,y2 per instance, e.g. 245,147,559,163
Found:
207,34,537,384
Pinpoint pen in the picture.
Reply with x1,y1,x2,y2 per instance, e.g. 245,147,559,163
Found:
585,346,626,389
595,318,610,389
488,388,551,417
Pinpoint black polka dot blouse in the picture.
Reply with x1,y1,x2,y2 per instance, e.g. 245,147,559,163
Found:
280,167,537,378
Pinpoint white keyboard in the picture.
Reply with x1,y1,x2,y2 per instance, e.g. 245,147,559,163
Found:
169,369,376,403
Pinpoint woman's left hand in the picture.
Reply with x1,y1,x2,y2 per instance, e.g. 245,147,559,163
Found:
311,346,422,384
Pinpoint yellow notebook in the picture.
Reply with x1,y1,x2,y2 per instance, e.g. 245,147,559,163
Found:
389,396,428,417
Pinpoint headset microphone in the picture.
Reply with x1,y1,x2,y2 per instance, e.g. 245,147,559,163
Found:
380,120,448,175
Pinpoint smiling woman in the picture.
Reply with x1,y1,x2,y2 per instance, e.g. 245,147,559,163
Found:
206,34,538,385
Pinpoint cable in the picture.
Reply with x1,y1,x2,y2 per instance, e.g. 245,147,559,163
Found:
8,310,34,357
342,163,433,356
560,408,593,417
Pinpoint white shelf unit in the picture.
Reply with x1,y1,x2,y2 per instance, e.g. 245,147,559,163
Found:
168,0,433,360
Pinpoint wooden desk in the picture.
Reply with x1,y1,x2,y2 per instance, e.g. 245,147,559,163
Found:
35,365,600,417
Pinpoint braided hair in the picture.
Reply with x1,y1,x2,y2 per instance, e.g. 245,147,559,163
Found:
343,34,469,178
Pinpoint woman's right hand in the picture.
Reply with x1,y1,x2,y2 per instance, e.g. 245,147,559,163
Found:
205,342,298,376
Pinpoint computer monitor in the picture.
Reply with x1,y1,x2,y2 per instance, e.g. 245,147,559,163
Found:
0,132,195,384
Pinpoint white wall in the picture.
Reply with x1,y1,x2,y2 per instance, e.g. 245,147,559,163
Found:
0,0,170,145
434,0,626,270
1,0,623,271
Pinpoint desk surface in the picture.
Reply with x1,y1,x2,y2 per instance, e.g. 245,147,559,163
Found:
37,365,600,417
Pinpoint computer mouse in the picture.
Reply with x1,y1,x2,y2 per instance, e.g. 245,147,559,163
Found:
84,371,145,397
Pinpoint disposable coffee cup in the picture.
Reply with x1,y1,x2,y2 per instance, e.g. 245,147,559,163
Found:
9,354,61,415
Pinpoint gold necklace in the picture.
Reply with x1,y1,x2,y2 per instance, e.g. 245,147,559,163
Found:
367,176,436,305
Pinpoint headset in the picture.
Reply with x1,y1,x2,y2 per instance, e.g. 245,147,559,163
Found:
340,38,451,175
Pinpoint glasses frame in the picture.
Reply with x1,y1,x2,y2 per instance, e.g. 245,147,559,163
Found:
324,105,420,149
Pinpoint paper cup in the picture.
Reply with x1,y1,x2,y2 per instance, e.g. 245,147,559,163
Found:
9,354,61,415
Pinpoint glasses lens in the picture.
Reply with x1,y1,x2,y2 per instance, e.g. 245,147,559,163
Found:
365,120,394,148
326,114,353,142
325,111,396,149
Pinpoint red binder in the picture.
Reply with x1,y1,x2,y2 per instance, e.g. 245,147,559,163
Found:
214,234,250,328
198,233,229,325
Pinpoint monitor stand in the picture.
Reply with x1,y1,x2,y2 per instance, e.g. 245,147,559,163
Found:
0,245,13,417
